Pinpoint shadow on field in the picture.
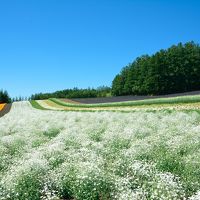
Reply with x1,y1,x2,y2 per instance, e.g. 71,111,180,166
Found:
0,104,12,118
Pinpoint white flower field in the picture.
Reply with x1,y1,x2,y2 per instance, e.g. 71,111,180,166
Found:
1,102,200,199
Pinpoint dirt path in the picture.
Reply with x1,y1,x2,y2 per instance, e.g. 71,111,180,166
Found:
0,104,12,118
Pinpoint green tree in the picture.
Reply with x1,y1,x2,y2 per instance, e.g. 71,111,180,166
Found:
0,90,11,103
112,41,200,96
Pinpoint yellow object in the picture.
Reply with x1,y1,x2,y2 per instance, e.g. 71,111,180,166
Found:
0,103,6,111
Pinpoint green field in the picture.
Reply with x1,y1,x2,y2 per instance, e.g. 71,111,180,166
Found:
50,95,200,108
30,100,49,110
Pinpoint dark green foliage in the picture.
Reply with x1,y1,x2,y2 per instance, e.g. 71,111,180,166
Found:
112,41,200,96
43,128,60,138
31,86,111,100
0,90,11,103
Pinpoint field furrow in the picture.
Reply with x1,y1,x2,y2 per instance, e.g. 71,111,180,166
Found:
33,98,200,112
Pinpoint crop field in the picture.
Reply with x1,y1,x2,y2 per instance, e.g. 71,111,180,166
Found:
0,101,200,199
70,90,200,104
52,95,200,108
32,95,200,112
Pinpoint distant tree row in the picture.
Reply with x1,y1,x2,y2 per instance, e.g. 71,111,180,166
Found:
0,90,11,103
31,86,111,100
12,96,29,102
112,41,200,96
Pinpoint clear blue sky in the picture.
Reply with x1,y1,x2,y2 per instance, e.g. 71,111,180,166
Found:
0,0,200,98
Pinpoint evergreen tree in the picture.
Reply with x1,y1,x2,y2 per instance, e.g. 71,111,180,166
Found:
112,41,200,96
0,90,11,103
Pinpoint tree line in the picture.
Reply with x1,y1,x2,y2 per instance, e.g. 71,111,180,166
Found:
112,41,200,96
3,41,200,101
31,86,111,100
0,90,30,103
0,90,11,103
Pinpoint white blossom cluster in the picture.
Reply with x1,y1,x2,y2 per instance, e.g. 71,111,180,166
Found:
0,101,200,199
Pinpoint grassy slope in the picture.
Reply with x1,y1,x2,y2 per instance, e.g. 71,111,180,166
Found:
50,95,200,108
31,100,138,113
30,100,115,112
30,100,49,110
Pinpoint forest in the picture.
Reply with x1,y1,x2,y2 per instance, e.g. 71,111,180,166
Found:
3,41,200,100
0,90,11,103
30,86,111,100
112,41,200,96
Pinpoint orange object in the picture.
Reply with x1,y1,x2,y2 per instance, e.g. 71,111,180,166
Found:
0,103,6,111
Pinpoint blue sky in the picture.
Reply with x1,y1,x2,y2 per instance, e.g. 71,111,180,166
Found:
0,0,200,97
